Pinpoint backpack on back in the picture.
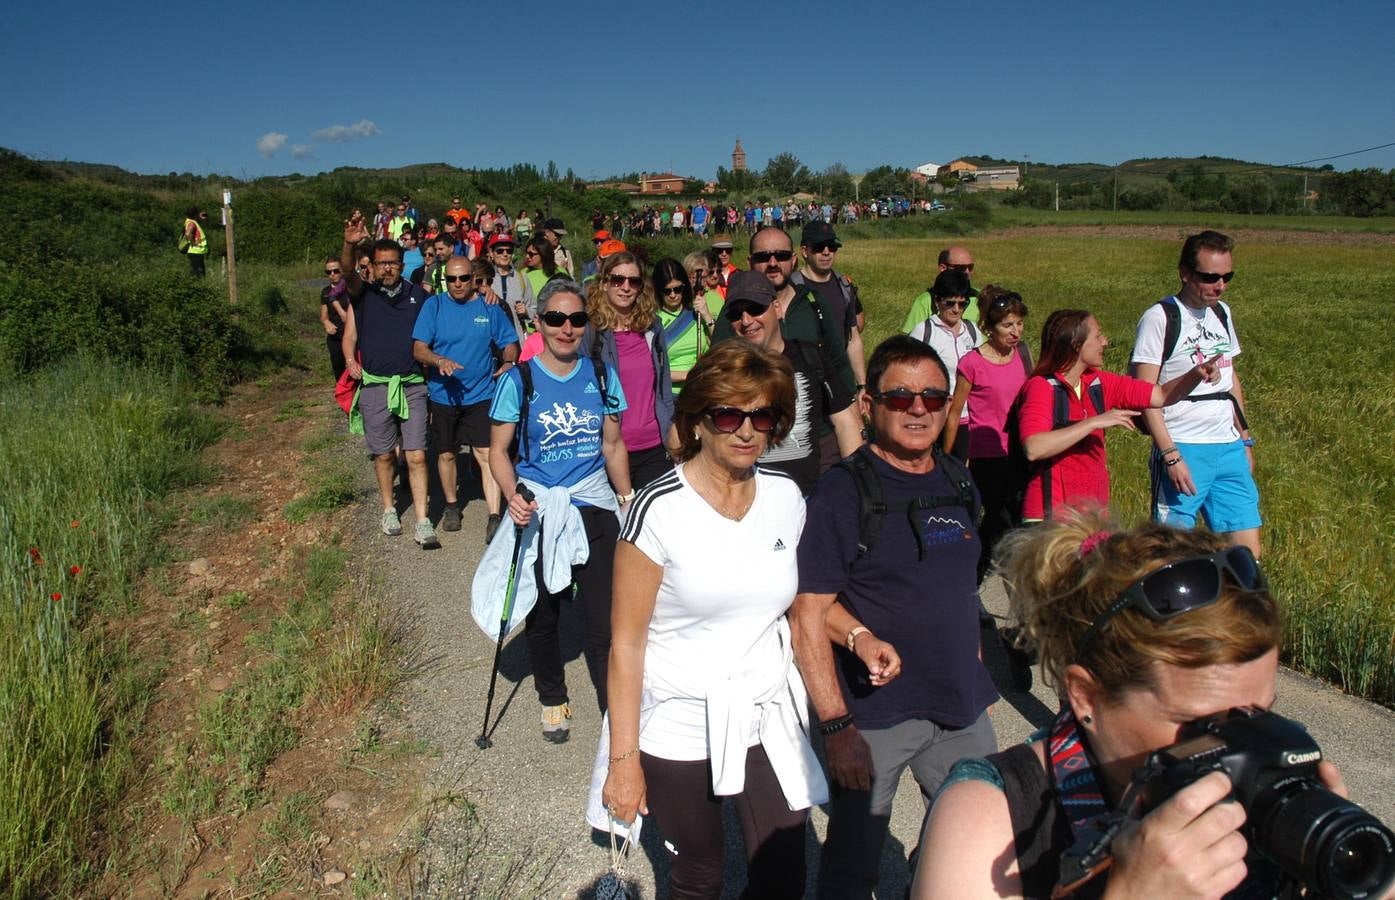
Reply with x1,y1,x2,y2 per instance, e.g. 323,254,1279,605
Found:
1132,297,1247,434
835,445,979,562
1004,376,1104,521
513,356,613,460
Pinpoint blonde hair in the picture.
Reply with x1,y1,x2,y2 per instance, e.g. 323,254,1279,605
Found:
682,251,708,278
995,507,1281,700
671,341,795,463
587,252,656,333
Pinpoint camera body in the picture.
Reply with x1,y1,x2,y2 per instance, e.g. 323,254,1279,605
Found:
1137,707,1395,899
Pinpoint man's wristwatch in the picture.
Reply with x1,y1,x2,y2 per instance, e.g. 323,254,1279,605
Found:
616,490,636,505
846,625,870,652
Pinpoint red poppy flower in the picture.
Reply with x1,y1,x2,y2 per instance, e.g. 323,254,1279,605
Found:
50,592,62,602
29,547,43,564
69,565,82,576
70,520,81,528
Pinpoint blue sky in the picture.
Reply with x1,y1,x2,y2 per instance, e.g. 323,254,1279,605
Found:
4,0,1392,179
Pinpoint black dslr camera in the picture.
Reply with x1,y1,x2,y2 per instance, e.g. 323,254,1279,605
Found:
1137,708,1395,899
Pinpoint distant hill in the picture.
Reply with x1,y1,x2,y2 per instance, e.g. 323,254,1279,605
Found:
953,153,1331,190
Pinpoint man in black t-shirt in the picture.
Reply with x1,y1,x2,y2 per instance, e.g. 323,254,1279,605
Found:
319,255,349,380
723,271,862,494
792,335,998,899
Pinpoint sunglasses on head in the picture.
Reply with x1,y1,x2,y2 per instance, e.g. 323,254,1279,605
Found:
607,274,644,289
989,293,1024,312
540,310,589,328
1077,546,1267,658
1191,269,1235,285
749,249,794,265
871,387,950,412
706,406,779,434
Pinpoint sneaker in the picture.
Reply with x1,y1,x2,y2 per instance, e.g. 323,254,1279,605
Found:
440,504,462,532
414,518,440,549
485,513,502,544
540,703,571,743
381,508,402,536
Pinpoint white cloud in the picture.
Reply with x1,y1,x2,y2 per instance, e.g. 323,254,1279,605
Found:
290,143,315,159
256,132,288,157
311,119,380,143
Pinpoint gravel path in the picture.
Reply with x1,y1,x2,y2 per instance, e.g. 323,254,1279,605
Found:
348,452,1395,898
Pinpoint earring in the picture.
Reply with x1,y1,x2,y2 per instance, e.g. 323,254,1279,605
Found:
1081,714,1093,725
692,430,701,442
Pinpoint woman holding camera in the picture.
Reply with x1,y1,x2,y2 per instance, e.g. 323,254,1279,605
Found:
912,510,1377,899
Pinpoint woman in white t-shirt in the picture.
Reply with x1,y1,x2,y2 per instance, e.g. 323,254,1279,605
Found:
908,269,984,460
597,341,828,900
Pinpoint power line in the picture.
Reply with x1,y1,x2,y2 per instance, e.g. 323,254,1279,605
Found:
1280,140,1395,168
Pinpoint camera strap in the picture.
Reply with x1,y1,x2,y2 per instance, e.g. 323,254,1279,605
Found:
1050,706,1134,897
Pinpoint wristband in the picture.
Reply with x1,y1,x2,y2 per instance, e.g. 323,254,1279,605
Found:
1157,446,1178,457
1242,437,1255,448
1165,457,1182,467
846,625,870,652
818,714,855,736
616,490,636,505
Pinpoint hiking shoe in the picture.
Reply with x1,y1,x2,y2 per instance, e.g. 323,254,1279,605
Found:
414,518,440,549
541,703,571,743
440,504,462,532
381,508,403,536
485,513,502,544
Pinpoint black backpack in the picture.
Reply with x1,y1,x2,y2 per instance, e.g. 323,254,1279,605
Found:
513,356,614,460
834,445,979,561
1133,297,1249,433
1005,376,1105,521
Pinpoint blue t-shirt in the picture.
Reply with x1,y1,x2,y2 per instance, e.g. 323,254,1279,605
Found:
797,451,997,730
401,248,424,278
411,294,519,406
692,206,708,226
354,281,429,376
489,358,628,496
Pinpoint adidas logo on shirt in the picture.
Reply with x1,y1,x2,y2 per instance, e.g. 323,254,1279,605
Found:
584,383,599,394
773,538,786,551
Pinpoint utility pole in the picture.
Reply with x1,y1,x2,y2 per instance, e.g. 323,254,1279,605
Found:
1302,173,1309,212
222,189,238,305
1054,181,1060,212
1113,168,1119,213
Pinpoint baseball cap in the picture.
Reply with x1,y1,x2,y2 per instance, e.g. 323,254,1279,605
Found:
800,220,842,248
725,271,776,308
597,239,627,259
543,218,567,236
592,230,611,242
487,233,516,249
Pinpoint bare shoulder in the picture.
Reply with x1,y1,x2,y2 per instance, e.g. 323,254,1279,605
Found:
911,751,1038,899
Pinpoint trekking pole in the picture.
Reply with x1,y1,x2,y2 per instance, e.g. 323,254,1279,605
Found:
476,483,535,750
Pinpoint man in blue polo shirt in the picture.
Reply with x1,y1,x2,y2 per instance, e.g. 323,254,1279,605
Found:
340,212,437,548
412,255,519,542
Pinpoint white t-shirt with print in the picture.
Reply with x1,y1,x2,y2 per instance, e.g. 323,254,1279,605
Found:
1131,297,1242,443
908,315,984,419
620,465,805,761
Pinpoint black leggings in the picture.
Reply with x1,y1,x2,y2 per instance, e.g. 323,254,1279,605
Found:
969,455,1021,584
641,744,807,900
523,505,618,713
626,444,673,491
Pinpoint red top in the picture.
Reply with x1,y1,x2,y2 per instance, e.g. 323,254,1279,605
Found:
1017,369,1154,520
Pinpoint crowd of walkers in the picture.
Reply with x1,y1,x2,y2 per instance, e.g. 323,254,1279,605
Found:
324,200,1302,898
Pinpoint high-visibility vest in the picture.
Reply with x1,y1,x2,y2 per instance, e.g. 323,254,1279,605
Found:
182,218,208,254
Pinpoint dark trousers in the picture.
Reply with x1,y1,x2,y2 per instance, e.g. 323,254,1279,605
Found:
641,745,807,900
968,455,1021,585
626,444,672,491
946,424,969,463
186,252,206,277
523,505,618,713
326,334,347,381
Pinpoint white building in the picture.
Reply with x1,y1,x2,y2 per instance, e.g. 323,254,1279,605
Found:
915,161,942,178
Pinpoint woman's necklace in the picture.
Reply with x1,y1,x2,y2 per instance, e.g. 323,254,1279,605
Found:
981,341,1015,364
690,458,755,521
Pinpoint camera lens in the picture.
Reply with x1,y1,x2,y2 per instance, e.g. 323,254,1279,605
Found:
1250,777,1395,900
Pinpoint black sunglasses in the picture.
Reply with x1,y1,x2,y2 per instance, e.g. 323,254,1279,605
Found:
808,241,840,254
1077,546,1267,658
706,406,779,434
325,267,341,275
723,300,769,322
662,285,685,295
1191,270,1235,285
540,310,589,328
443,274,472,283
607,275,644,289
939,299,969,310
749,250,794,264
871,388,950,412
989,293,1025,313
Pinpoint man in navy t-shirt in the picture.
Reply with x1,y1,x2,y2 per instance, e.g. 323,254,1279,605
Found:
339,214,436,547
412,255,519,541
792,335,998,899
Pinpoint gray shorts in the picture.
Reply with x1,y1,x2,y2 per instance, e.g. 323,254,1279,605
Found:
359,382,428,456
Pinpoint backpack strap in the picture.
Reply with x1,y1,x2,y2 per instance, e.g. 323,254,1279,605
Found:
661,308,697,346
1016,343,1033,377
516,361,534,460
833,447,886,561
791,339,834,410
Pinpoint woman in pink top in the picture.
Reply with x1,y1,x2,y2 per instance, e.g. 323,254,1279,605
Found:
1016,310,1221,524
942,287,1032,584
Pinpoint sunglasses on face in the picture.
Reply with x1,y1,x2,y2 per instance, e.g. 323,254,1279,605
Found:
939,299,969,310
325,268,341,275
809,242,839,254
871,387,951,412
607,275,644,289
540,310,589,328
1191,270,1235,284
946,262,973,272
1077,546,1267,658
723,300,769,322
749,250,794,265
706,406,779,434
443,274,472,283
474,277,488,286
663,284,685,295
